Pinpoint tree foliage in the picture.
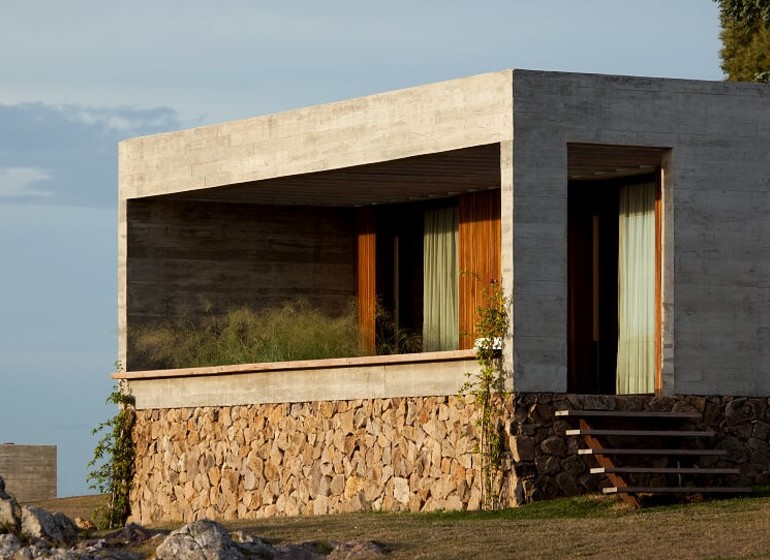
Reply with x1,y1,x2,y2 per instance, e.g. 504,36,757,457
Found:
715,0,770,83
717,0,770,26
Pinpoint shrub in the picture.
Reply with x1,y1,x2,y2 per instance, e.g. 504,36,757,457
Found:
132,299,366,369
87,377,135,529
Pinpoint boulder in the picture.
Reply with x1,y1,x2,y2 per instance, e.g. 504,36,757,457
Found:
155,519,244,560
0,533,21,557
0,495,20,534
0,476,21,534
21,505,77,544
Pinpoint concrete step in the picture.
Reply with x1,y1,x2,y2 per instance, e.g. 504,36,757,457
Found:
603,486,752,495
556,410,701,419
566,429,715,437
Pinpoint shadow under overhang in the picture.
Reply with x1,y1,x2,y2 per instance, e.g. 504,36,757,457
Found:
568,143,668,181
144,143,502,207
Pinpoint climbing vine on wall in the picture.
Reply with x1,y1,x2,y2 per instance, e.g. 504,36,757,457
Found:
461,278,512,510
87,364,136,529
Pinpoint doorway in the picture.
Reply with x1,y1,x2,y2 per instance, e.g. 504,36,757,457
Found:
567,162,662,395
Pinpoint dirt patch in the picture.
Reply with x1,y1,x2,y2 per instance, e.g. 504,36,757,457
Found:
22,494,106,523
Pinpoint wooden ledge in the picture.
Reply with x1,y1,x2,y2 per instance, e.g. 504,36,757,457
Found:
113,349,479,380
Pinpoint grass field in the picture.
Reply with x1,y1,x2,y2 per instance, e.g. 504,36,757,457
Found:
27,490,770,559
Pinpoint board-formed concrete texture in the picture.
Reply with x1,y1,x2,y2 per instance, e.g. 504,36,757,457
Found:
124,351,478,410
511,71,770,396
0,444,57,501
119,69,770,398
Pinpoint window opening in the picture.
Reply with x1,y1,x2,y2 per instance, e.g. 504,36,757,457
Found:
357,189,501,355
568,173,660,395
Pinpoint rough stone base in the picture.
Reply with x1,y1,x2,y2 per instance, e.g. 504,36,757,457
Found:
131,396,494,524
130,393,770,524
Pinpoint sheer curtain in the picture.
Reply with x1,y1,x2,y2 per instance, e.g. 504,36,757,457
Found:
423,207,459,351
616,182,655,394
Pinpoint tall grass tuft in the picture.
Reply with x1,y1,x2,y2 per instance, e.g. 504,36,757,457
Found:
132,299,365,369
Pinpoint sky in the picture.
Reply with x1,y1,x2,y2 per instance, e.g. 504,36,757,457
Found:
0,0,723,497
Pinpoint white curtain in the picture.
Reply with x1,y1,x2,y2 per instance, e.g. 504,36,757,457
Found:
423,207,459,351
616,182,655,394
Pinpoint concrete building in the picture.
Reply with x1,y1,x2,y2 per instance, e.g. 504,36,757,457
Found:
0,444,57,502
116,70,770,522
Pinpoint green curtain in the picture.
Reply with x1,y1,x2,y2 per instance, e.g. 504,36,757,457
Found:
616,182,655,394
423,207,459,351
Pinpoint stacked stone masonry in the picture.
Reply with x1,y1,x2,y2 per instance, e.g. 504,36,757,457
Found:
130,393,770,524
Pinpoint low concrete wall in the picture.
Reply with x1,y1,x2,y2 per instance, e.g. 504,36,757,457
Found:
0,444,57,502
120,351,480,410
129,392,770,524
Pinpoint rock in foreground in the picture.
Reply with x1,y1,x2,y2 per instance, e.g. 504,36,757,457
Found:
0,476,386,559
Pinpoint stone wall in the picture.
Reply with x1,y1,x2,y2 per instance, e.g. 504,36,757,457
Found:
510,394,770,502
130,393,770,524
131,396,495,524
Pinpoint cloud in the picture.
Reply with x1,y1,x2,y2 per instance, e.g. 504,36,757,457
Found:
0,102,183,208
0,167,53,197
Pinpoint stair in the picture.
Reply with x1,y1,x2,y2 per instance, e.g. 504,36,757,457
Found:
557,409,751,507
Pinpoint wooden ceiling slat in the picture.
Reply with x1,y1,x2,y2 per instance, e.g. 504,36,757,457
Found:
568,143,666,181
159,144,501,207
151,142,668,206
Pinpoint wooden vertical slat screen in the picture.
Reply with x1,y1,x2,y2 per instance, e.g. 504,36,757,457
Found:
458,190,502,349
357,208,377,354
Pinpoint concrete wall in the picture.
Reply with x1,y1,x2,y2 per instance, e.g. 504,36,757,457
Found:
126,199,355,370
0,445,56,502
118,71,514,366
118,71,512,199
512,70,770,396
118,69,770,394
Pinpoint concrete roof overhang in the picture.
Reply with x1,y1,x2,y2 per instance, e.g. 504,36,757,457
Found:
144,143,502,208
138,142,668,208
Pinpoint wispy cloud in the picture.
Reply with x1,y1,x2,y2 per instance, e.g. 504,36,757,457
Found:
0,102,183,208
0,166,53,197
